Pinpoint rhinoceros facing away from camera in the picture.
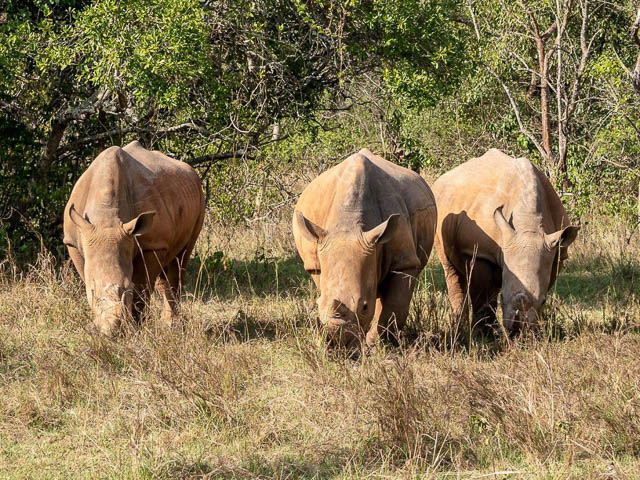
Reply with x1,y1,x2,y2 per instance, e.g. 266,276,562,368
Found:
432,148,579,333
63,141,205,335
293,148,437,346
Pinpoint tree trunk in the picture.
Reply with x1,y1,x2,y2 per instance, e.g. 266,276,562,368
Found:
536,37,554,175
632,9,640,96
39,119,68,175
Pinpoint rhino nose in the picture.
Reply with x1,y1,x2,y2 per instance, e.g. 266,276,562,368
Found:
513,293,530,310
322,299,348,327
329,299,350,318
330,299,343,313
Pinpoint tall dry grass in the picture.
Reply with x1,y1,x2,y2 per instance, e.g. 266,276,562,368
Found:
1,214,640,478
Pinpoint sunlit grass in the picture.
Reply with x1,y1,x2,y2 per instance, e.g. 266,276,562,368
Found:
1,214,640,478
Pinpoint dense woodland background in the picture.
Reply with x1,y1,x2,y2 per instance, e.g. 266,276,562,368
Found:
2,0,640,259
6,3,640,478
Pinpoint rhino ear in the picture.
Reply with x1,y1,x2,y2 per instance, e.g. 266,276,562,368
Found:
294,211,326,242
68,204,92,230
123,211,155,237
545,225,580,250
494,206,515,243
364,214,401,246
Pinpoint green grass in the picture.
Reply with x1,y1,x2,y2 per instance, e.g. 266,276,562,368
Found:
1,215,640,479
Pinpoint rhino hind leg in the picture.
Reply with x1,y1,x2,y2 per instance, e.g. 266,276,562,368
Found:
368,268,419,345
156,244,197,326
441,258,469,324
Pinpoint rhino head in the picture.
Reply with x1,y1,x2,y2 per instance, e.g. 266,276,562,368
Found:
68,204,155,336
494,206,579,333
295,211,401,346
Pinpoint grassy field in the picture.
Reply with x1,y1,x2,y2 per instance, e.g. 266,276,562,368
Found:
1,214,640,479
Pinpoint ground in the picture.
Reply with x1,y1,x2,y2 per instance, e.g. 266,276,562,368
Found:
1,214,640,479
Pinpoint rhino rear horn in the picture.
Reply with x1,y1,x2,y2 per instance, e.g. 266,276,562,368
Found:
295,211,327,242
123,211,155,237
363,214,401,246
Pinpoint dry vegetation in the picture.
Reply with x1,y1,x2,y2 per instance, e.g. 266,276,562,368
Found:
2,214,640,479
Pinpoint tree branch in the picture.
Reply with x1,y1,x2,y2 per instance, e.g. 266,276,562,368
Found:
58,122,215,153
632,7,640,48
484,64,546,160
631,8,640,96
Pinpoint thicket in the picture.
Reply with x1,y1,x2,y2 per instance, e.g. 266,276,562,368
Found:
2,0,640,262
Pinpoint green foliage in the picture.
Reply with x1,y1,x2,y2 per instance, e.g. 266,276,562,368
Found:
0,0,469,261
2,0,640,260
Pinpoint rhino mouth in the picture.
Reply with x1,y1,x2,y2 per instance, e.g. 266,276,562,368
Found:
323,316,350,328
502,308,539,335
90,290,135,336
316,314,360,346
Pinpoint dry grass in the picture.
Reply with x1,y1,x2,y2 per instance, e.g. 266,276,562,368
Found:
1,214,640,479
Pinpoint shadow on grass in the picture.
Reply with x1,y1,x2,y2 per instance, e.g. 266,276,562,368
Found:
186,252,310,301
427,253,640,307
151,451,346,480
204,308,281,343
553,259,640,306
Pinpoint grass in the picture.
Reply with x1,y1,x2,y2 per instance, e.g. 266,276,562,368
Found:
1,214,640,478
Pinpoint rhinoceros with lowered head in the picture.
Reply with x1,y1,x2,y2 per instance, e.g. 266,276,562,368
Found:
432,148,579,334
293,148,437,346
63,141,205,335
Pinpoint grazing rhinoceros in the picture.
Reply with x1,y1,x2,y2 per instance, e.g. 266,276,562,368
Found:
293,148,437,346
432,148,579,334
63,141,205,335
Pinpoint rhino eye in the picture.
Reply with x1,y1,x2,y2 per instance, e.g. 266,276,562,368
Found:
362,302,368,312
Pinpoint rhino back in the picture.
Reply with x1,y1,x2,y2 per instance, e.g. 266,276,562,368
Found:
294,148,436,272
297,149,434,227
433,149,567,265
64,142,204,263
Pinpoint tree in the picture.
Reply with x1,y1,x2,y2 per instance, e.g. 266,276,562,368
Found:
0,0,468,260
467,0,621,189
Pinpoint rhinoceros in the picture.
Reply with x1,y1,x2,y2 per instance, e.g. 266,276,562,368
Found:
293,148,437,346
63,141,205,335
432,148,579,333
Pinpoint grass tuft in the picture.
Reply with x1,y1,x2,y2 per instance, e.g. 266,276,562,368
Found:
2,215,640,478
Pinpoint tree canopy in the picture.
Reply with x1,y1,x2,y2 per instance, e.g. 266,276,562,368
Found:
1,0,639,261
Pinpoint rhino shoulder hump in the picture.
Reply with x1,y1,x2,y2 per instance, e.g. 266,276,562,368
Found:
343,151,373,171
476,148,512,163
123,140,143,150
94,145,127,168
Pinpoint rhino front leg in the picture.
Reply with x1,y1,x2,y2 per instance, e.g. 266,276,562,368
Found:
156,258,180,326
66,245,85,281
131,250,165,323
367,268,419,346
467,258,500,333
